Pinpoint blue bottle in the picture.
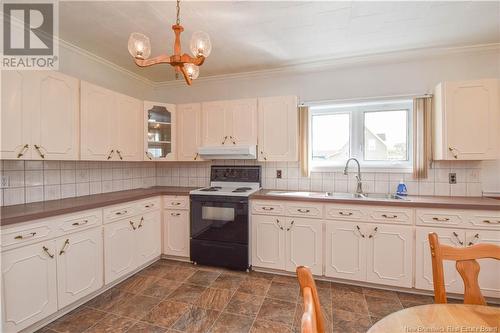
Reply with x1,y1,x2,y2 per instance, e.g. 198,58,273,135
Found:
396,180,408,196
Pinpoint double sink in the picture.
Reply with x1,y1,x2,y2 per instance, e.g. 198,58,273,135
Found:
266,191,409,201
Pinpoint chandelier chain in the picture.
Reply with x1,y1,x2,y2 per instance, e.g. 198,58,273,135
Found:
176,0,180,25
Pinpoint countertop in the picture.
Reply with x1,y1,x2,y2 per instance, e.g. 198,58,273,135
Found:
250,189,500,211
0,187,195,227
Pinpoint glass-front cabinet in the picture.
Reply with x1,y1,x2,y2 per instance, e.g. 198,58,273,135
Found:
144,101,176,161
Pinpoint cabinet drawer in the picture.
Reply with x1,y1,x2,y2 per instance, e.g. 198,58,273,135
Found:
163,196,189,210
466,211,500,229
1,221,54,249
252,201,285,216
137,197,161,213
416,209,465,227
103,202,138,223
325,204,368,221
285,202,323,219
54,209,102,234
368,207,413,225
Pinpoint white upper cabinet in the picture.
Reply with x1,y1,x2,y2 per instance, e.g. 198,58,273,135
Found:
201,98,258,146
433,79,499,160
1,71,79,160
81,81,142,161
258,96,298,161
177,103,203,161
144,101,176,161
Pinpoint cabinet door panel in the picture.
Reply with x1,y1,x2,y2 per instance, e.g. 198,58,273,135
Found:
115,94,143,161
285,217,322,275
366,225,413,288
36,72,79,160
81,82,114,160
177,103,203,161
144,101,176,161
251,215,285,270
201,101,228,146
57,228,103,308
415,228,465,293
104,219,136,284
230,99,257,145
466,230,500,298
2,241,57,332
163,210,190,257
1,71,32,159
135,211,162,267
258,96,298,161
324,221,366,281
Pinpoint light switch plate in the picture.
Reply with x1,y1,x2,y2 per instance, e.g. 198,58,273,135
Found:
449,173,457,184
1,176,9,188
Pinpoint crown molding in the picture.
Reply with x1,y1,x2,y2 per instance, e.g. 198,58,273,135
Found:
57,38,154,87
153,43,500,88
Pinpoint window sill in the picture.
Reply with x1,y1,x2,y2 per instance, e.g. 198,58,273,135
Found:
311,165,413,173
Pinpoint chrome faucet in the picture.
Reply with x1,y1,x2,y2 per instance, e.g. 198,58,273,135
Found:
343,158,363,195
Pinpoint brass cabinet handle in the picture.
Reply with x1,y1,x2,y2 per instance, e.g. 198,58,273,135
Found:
107,149,115,160
145,151,153,160
468,233,480,246
368,227,378,238
356,225,365,238
59,239,70,255
34,145,45,159
262,207,274,211
483,220,500,224
72,220,88,226
230,136,236,144
448,147,459,159
297,208,310,213
171,212,181,217
194,153,199,161
115,210,128,215
17,144,29,158
116,150,123,160
260,151,267,161
221,136,228,145
145,204,154,208
276,219,284,230
138,217,144,229
14,232,36,240
43,246,55,258
171,202,181,206
452,232,464,246
129,221,137,230
286,220,295,231
382,214,398,219
339,211,353,216
432,217,450,222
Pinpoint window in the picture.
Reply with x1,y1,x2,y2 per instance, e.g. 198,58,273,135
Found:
310,99,412,170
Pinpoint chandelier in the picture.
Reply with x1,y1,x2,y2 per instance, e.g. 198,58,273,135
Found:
127,0,212,85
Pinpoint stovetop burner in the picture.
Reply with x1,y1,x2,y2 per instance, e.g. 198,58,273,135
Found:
200,186,222,192
232,187,252,193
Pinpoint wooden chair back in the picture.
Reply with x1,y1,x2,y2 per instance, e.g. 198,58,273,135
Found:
428,232,500,305
296,266,325,333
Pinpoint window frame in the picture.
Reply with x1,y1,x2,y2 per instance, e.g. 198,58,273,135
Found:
309,99,413,172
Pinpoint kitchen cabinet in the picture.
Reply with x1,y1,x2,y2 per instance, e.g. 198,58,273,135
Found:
81,81,142,161
177,103,203,161
201,98,258,146
163,209,190,257
144,101,176,161
258,96,298,161
56,227,103,308
135,211,162,265
1,241,58,332
104,218,137,284
251,214,286,270
433,79,499,160
285,217,322,275
467,230,500,298
1,70,79,160
325,221,367,281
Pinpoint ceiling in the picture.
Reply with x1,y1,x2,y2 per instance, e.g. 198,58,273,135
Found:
59,1,500,83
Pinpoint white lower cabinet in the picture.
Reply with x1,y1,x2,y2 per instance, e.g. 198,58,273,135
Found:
325,221,367,281
56,228,103,308
135,211,162,265
251,215,286,270
163,210,190,257
2,241,58,333
366,224,413,288
285,217,322,275
469,230,500,298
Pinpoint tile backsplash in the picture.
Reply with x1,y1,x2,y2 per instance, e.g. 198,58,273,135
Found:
1,159,483,206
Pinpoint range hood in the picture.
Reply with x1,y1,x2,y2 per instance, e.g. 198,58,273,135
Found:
198,145,257,159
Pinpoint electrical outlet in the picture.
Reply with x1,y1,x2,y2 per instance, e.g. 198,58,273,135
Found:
1,176,9,188
276,170,282,179
449,172,457,184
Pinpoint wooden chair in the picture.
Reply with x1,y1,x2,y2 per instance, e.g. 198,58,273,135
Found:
428,232,500,305
296,266,325,333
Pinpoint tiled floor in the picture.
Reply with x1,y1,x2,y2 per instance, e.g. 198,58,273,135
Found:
38,259,437,333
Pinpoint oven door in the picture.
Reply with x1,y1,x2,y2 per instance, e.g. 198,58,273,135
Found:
190,195,248,245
